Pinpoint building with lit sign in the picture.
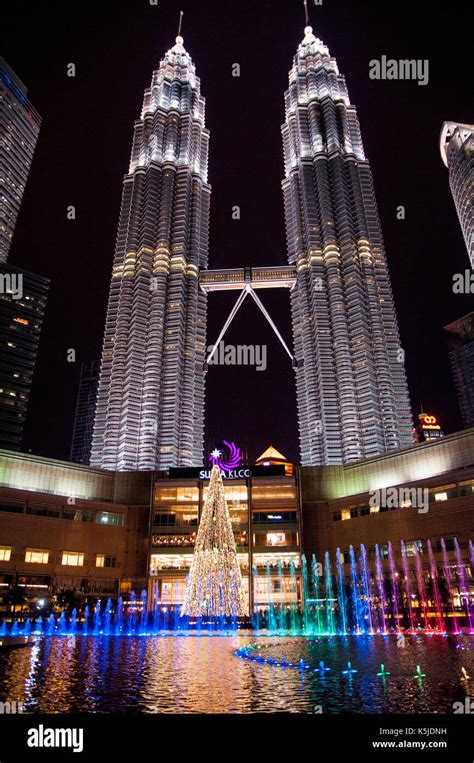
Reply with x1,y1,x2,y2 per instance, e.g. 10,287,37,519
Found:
1,428,473,620
150,448,301,614
416,412,444,443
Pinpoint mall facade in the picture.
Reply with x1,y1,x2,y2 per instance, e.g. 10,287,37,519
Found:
0,432,473,616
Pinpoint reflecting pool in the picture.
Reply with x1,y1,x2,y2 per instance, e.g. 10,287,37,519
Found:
0,634,472,713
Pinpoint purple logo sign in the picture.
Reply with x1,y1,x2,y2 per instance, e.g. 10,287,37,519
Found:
209,441,242,470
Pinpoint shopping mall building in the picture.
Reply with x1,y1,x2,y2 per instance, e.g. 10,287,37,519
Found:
0,432,473,615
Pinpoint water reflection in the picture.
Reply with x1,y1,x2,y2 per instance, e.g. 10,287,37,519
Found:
0,635,472,713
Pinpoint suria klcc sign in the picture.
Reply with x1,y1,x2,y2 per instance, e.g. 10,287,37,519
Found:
167,441,286,479
199,441,251,479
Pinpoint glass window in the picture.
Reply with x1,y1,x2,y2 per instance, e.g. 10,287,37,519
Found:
0,546,12,561
404,540,423,557
25,549,49,564
61,551,84,566
434,492,448,502
96,554,117,568
95,511,124,527
266,533,287,547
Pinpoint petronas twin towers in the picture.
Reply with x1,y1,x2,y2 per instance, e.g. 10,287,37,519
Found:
90,23,413,472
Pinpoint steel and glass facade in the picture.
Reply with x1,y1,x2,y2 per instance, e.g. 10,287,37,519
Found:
149,469,301,614
0,263,49,450
282,26,413,465
91,35,210,471
70,360,100,464
440,122,474,266
0,58,41,263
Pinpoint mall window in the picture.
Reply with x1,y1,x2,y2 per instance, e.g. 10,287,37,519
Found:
434,492,448,502
251,484,296,501
332,511,341,521
0,501,24,514
370,505,380,514
95,511,124,527
434,537,456,553
96,554,117,568
25,549,49,564
61,551,84,566
341,508,351,521
404,540,423,557
155,486,199,502
26,505,61,519
0,546,12,561
265,532,287,547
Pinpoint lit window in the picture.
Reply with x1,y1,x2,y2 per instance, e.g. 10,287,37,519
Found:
266,533,287,547
25,549,49,564
96,554,117,568
341,508,351,521
434,492,448,502
0,546,12,561
61,551,84,566
95,511,124,527
370,505,380,514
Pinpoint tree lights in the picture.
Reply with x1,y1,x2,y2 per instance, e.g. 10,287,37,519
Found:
181,465,247,618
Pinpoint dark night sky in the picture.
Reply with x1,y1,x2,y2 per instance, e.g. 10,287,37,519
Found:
3,0,473,465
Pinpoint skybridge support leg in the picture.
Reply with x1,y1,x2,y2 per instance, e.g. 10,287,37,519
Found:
205,285,296,370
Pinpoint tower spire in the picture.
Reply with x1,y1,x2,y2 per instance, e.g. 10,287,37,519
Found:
177,10,183,38
303,0,309,27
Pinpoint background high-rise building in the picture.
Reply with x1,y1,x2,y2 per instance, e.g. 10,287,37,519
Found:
0,262,49,449
0,58,41,262
70,360,100,464
444,313,474,429
440,122,473,266
91,34,211,471
281,25,413,465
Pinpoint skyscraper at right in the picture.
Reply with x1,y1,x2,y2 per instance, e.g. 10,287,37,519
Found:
0,58,41,263
440,122,473,266
282,25,413,465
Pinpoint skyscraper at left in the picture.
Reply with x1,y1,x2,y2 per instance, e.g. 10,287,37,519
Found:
0,59,48,451
91,33,211,471
0,58,41,262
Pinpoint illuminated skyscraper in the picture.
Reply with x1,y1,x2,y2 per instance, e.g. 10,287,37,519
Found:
440,122,473,266
0,262,49,450
0,58,41,262
91,32,210,471
282,25,413,464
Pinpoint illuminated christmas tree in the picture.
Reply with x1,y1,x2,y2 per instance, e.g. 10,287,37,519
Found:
181,465,247,618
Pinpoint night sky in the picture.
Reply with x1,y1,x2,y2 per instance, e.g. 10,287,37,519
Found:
3,0,473,465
